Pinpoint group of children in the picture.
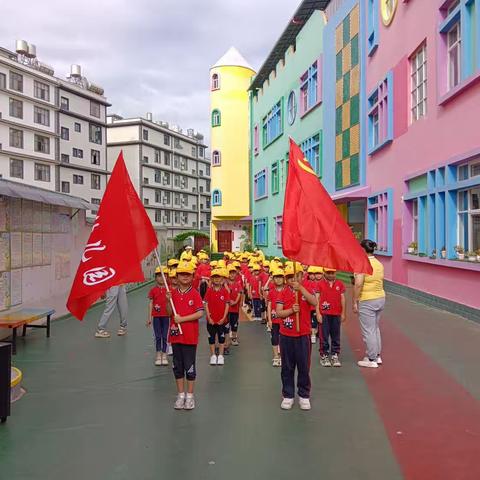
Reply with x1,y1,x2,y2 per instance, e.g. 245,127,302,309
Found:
147,246,346,411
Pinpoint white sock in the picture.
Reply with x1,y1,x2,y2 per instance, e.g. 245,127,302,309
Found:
178,392,185,398
186,393,194,399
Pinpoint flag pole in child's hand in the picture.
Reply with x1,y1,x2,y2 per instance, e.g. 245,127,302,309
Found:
295,270,302,333
154,248,183,335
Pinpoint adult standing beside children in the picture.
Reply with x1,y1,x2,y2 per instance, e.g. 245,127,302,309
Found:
353,239,386,368
95,285,128,338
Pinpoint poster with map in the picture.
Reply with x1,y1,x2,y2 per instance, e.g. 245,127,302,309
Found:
0,233,10,272
10,232,22,269
22,232,33,267
0,272,10,311
10,269,22,306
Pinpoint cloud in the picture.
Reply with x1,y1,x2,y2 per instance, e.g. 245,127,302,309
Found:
0,0,301,150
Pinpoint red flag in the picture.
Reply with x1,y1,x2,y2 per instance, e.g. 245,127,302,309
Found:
67,151,158,320
282,138,372,274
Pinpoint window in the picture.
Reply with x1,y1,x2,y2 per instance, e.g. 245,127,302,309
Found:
164,151,171,166
90,101,101,118
199,170,204,177
143,156,149,163
9,128,23,148
212,109,221,127
367,190,393,255
447,22,461,89
174,174,180,187
212,189,222,206
91,173,101,190
287,91,297,125
211,73,220,90
254,124,259,155
199,147,204,158
164,172,171,185
34,80,50,101
212,150,221,166
34,135,50,154
9,98,23,119
10,159,23,179
34,106,50,126
174,138,181,148
412,198,419,244
61,154,69,163
367,0,379,55
174,192,181,205
164,134,170,146
411,43,427,122
154,170,161,183
73,148,83,158
155,210,162,223
143,129,148,141
300,59,321,115
458,187,480,253
262,100,283,147
301,133,322,177
91,198,101,214
274,216,283,245
0,73,5,89
61,96,69,110
368,72,393,154
73,174,84,184
61,127,69,140
254,169,267,200
91,150,100,165
89,124,102,144
254,218,268,246
192,147,197,157
9,72,23,92
74,122,81,132
206,165,210,176
34,163,50,182
271,162,280,194
174,154,180,169
154,150,160,163
61,181,70,193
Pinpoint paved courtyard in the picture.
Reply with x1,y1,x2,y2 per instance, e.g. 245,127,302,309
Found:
1,286,480,480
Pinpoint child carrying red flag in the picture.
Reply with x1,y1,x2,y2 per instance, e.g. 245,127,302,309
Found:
276,265,317,411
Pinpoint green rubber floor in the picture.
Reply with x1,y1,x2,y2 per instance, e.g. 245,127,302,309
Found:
0,286,404,480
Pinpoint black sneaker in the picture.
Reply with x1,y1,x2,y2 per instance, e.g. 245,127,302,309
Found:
224,348,230,356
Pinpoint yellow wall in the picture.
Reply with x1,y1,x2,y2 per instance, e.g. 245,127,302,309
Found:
210,65,255,219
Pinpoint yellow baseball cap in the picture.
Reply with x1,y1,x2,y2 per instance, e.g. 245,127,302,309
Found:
167,258,179,267
176,262,195,274
252,264,261,271
210,260,218,267
227,264,237,272
284,266,295,276
271,269,285,277
155,266,169,274
211,268,228,278
168,269,177,278
323,267,337,273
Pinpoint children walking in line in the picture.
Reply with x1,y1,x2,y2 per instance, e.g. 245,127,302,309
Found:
318,268,346,367
166,262,204,410
276,266,317,411
267,269,285,367
227,265,242,347
147,267,170,366
249,265,263,321
204,269,230,366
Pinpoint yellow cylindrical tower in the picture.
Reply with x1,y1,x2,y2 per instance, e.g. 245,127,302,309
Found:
210,47,256,253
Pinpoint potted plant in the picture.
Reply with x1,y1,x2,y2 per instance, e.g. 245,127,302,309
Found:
430,249,437,259
477,249,480,262
440,246,447,259
455,246,465,260
467,251,477,262
408,242,417,254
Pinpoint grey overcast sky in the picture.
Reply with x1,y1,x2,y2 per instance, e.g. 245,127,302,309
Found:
1,0,301,149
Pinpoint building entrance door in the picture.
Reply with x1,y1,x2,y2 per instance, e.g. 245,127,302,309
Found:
217,230,232,252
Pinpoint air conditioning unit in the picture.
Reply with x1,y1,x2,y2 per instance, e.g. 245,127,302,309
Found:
144,198,149,205
143,178,149,184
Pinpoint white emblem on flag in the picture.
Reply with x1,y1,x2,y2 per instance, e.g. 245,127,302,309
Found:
83,266,116,286
82,240,107,262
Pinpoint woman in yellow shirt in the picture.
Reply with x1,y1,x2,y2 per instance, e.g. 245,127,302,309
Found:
353,239,385,369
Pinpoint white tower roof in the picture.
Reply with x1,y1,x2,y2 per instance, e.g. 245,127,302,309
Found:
211,47,255,71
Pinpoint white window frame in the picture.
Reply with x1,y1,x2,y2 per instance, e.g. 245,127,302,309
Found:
457,187,480,252
410,43,427,122
447,22,461,90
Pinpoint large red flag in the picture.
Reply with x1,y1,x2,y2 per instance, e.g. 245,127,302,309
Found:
282,138,372,274
67,151,158,320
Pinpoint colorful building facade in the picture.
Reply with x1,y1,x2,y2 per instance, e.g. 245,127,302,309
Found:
249,0,480,315
210,47,255,252
249,7,327,257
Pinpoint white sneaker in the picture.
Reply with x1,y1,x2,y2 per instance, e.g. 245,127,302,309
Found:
320,355,331,367
117,327,127,336
184,394,195,410
161,353,169,366
167,345,173,356
217,355,225,365
331,354,342,367
281,398,294,410
299,397,311,410
311,335,316,344
231,338,239,346
95,329,110,338
267,326,271,332
376,356,383,365
358,359,378,368
154,354,162,366
174,394,185,410
210,355,217,366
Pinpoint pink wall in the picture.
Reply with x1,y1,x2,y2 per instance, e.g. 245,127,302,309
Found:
365,0,480,309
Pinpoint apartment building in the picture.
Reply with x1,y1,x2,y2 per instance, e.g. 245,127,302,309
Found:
0,41,109,218
107,114,211,237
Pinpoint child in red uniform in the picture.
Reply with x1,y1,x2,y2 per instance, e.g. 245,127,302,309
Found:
249,265,263,321
204,269,230,366
259,262,270,324
227,265,242,347
195,255,211,298
267,269,285,367
305,267,321,345
318,268,346,367
276,266,317,411
147,267,170,366
166,262,204,410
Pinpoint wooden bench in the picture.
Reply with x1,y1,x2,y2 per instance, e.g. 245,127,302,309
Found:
0,308,55,355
